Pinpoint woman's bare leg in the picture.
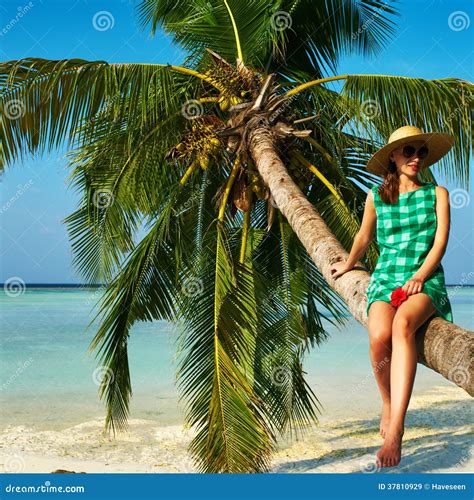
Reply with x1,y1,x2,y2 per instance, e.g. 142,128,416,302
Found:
367,301,397,438
376,293,437,468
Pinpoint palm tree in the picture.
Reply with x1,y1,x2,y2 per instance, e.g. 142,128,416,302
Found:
1,0,472,472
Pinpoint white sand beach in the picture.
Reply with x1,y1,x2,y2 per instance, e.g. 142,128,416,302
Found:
1,385,471,474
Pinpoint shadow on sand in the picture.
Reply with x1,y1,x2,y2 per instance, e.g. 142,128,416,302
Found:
273,399,472,473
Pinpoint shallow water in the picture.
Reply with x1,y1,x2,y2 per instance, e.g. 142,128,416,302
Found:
1,287,472,430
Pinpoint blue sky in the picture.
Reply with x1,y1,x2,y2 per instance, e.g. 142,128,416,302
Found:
0,0,472,284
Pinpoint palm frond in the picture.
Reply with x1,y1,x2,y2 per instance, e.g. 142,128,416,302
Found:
0,58,208,170
138,0,275,68
247,206,349,440
342,74,473,186
176,221,275,472
62,107,189,283
86,188,182,436
137,0,400,79
272,0,400,78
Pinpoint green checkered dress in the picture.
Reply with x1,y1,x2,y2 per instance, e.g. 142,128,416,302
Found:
366,181,453,322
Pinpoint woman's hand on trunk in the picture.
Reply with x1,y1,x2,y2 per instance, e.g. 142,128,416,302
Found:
330,260,353,279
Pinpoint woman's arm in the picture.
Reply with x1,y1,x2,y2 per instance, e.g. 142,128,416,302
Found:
331,189,376,278
404,186,451,295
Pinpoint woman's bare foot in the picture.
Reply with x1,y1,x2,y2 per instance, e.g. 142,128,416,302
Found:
380,403,391,438
376,428,403,468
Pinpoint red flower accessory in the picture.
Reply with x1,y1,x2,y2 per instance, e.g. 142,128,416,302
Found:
390,287,408,308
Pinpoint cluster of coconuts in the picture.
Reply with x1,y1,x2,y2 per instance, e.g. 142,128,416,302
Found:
197,137,221,170
168,116,224,171
204,63,254,112
217,87,255,112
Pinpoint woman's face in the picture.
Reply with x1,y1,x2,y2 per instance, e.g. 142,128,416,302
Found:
389,140,428,177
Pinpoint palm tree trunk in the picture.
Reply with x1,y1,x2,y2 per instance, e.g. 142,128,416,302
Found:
248,125,473,397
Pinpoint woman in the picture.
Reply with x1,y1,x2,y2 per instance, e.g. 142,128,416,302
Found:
330,125,454,468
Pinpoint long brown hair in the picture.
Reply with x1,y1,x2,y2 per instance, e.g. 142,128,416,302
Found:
378,160,400,205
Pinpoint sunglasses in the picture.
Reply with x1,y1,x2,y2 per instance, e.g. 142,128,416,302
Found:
401,144,429,159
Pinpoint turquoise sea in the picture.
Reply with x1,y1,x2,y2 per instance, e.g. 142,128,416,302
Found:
1,286,472,431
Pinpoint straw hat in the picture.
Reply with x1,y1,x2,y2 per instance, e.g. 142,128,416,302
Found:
366,125,454,176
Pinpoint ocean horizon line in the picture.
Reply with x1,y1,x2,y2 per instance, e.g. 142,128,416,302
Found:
0,283,472,288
